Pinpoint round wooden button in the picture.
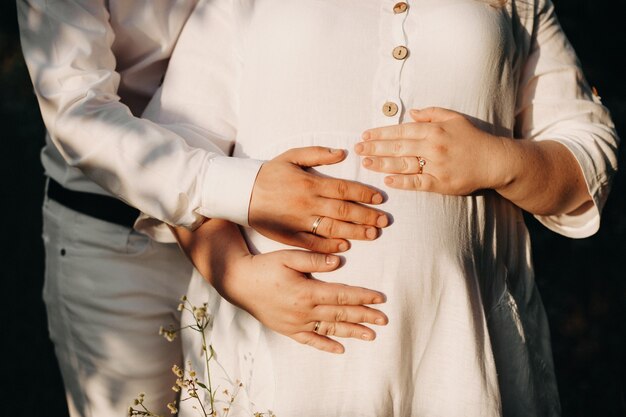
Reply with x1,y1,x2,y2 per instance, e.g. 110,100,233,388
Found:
382,101,399,117
392,45,409,60
393,2,409,14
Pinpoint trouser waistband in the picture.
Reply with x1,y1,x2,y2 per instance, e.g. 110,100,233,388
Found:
47,178,139,228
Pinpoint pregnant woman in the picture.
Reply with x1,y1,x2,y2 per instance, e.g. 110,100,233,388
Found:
143,0,618,415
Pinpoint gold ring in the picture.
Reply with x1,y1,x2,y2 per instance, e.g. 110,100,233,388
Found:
311,216,324,235
313,321,321,333
417,156,426,174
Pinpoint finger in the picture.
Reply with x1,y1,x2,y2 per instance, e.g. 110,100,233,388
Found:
309,281,386,305
291,331,345,354
312,305,389,326
361,122,430,142
312,321,377,341
355,139,422,157
274,146,346,167
312,216,379,241
317,177,385,205
280,250,345,273
384,174,437,191
362,156,422,174
319,199,389,228
409,107,460,123
290,232,350,254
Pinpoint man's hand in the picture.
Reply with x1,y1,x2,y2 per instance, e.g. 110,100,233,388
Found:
171,220,388,354
249,146,389,253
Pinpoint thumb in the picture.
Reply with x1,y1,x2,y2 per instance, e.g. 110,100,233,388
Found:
281,250,342,273
410,107,460,123
273,146,346,167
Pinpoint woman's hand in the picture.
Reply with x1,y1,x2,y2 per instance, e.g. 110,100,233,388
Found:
354,107,509,195
171,220,388,355
223,250,388,355
355,107,592,216
249,146,389,254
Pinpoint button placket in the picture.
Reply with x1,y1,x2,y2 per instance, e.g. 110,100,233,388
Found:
371,1,411,126
385,1,410,122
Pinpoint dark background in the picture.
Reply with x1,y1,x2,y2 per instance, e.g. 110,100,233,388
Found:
1,1,624,416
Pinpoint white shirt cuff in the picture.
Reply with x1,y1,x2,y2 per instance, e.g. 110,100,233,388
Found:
534,203,600,239
196,156,265,226
533,137,607,239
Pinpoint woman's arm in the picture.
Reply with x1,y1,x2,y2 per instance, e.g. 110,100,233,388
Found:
170,220,388,354
355,107,592,216
354,0,618,238
494,133,592,216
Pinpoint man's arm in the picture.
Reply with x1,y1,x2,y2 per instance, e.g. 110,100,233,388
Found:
18,0,389,253
17,0,230,229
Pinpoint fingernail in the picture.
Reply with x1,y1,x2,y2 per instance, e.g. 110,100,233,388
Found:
330,148,343,154
338,242,349,252
372,193,383,204
373,294,387,304
334,346,345,354
361,131,371,140
384,176,394,185
354,143,364,154
410,108,420,114
362,158,373,167
376,214,388,228
325,255,338,265
375,318,386,325
361,333,373,341
365,227,378,240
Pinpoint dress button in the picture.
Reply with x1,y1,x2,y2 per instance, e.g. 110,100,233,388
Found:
392,45,409,60
382,101,399,117
393,2,409,14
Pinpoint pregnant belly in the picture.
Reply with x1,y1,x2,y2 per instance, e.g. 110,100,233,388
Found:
232,132,514,415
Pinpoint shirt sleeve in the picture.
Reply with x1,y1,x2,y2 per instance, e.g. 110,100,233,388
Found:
17,0,263,230
139,0,260,235
514,0,619,239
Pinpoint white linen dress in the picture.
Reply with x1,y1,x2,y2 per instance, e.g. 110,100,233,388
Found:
142,0,619,416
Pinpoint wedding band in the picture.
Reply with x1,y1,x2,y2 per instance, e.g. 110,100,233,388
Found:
417,156,427,174
311,216,324,235
313,321,321,333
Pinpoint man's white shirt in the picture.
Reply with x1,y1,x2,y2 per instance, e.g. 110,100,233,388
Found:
18,0,264,241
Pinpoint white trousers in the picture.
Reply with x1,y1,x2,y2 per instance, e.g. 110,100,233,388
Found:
42,197,192,417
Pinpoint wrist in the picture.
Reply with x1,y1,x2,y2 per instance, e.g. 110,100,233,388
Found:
214,251,256,311
208,221,251,283
490,136,520,193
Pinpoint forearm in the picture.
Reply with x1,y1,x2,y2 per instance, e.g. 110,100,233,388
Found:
169,220,250,294
18,1,262,229
495,138,592,216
